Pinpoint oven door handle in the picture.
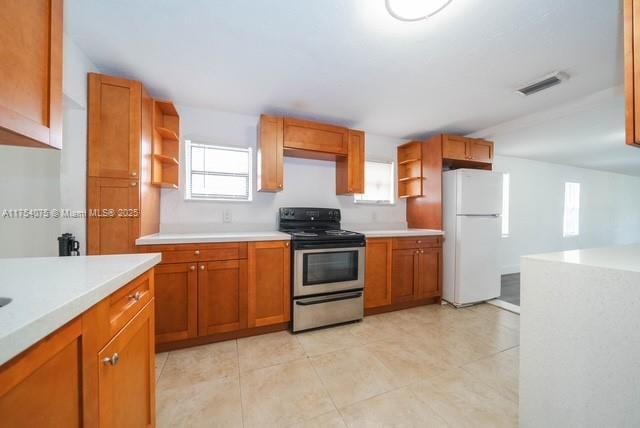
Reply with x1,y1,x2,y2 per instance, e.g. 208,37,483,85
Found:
295,291,363,306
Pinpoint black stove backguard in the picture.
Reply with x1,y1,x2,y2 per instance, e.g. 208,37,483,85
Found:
278,207,342,232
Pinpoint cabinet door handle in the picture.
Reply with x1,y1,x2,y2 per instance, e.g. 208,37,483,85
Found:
416,240,422,244
131,182,137,187
128,291,143,302
420,249,425,254
131,171,137,177
194,250,200,255
199,265,205,271
103,353,120,366
285,242,289,247
278,184,283,188
190,265,196,271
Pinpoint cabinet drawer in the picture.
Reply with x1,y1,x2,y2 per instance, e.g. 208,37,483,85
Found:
283,118,348,155
138,242,248,263
392,236,442,250
108,271,153,336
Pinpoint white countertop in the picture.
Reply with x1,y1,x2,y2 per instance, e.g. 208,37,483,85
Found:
356,229,444,238
0,253,161,366
524,243,640,273
136,231,291,245
136,229,444,245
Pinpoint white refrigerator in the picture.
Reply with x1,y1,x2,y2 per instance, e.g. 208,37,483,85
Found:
443,169,503,307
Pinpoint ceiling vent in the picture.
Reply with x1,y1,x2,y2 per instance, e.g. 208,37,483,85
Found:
516,71,569,96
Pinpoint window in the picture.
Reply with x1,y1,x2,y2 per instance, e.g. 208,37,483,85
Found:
501,173,510,237
185,140,252,201
563,182,580,237
354,161,395,204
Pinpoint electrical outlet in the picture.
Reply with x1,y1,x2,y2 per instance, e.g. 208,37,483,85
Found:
223,209,232,223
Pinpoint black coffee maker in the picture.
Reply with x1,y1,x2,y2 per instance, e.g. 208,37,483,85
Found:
58,233,80,256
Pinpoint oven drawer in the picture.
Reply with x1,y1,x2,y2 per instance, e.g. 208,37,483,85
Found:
292,291,363,332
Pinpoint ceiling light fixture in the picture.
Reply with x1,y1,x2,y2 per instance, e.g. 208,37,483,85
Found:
385,0,453,22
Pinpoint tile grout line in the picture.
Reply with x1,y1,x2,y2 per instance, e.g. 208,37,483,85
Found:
235,339,247,428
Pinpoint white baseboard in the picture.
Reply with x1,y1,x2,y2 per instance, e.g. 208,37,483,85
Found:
487,299,520,314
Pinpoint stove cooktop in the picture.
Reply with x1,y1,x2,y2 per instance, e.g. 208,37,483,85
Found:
284,229,364,241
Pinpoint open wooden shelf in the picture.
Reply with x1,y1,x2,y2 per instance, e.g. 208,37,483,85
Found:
397,141,423,198
152,100,180,189
156,126,179,141
398,158,420,165
153,153,179,165
398,176,421,182
154,181,179,189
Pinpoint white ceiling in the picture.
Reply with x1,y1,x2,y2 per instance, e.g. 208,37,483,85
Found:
65,0,634,173
472,86,640,176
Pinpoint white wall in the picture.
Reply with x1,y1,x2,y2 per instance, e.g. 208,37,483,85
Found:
494,155,640,273
0,35,98,258
160,106,407,232
59,35,100,255
0,146,61,257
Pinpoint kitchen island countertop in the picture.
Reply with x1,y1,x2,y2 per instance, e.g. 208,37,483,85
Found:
0,253,161,365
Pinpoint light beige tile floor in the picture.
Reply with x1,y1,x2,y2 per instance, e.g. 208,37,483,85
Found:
156,303,520,427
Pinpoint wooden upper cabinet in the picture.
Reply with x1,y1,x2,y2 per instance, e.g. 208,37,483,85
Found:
87,177,140,255
198,259,248,335
154,263,198,344
365,239,392,309
336,130,365,195
88,74,142,179
625,0,640,146
258,115,284,192
98,301,155,428
442,135,468,161
0,0,62,149
247,241,291,327
283,118,349,155
442,135,493,164
468,140,493,163
0,319,82,428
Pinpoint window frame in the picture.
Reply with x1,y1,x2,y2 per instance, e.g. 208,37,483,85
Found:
354,159,396,205
562,181,580,237
184,140,253,202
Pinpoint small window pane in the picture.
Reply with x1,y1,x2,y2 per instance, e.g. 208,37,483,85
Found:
204,148,249,174
202,175,248,197
191,146,205,172
501,173,510,237
186,141,252,201
563,182,580,237
355,161,394,204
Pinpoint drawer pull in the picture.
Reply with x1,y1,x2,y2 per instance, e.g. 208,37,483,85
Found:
194,250,200,255
103,353,120,366
190,265,196,271
200,265,205,271
128,291,143,302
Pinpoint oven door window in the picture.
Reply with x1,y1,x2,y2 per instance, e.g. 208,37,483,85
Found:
303,251,359,285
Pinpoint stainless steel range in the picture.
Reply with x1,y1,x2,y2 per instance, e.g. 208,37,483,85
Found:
279,207,365,332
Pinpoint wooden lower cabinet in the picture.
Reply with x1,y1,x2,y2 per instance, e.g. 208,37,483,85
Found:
365,236,442,313
0,319,83,428
416,247,441,299
248,241,291,327
198,259,248,335
154,263,198,344
364,238,393,309
98,301,155,428
392,249,419,304
0,270,156,428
